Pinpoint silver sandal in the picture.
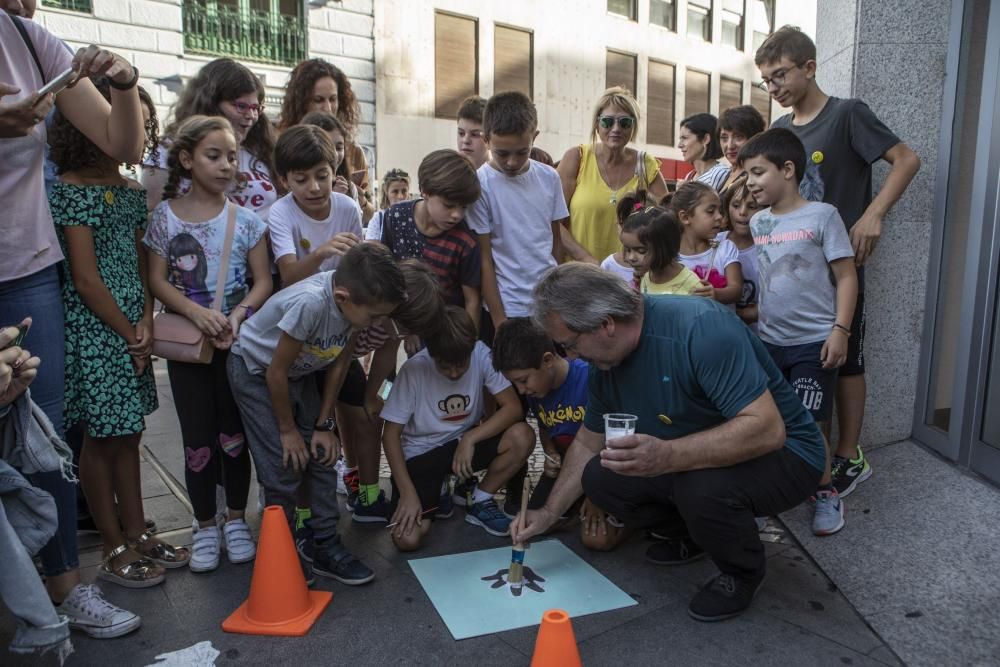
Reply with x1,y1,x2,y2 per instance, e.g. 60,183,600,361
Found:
97,544,165,589
133,530,191,569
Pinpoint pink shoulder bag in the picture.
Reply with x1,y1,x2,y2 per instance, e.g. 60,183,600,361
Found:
152,204,237,364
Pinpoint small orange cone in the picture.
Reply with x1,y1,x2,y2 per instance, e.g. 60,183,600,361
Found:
530,609,583,666
222,506,332,636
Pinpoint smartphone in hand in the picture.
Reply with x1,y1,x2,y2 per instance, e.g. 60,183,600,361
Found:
37,68,77,98
1,321,30,350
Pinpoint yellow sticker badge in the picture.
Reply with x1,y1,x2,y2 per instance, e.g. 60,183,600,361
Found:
300,238,312,251
658,414,673,426
811,151,824,164
104,190,115,206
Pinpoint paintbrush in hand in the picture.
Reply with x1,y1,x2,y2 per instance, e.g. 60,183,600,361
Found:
508,477,531,596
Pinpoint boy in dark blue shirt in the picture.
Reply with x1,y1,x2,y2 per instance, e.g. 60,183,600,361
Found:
492,318,630,551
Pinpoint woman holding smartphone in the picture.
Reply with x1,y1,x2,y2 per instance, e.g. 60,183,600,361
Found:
0,5,145,640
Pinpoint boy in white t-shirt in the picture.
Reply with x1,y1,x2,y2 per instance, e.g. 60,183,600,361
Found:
268,125,363,287
467,92,567,338
381,306,535,550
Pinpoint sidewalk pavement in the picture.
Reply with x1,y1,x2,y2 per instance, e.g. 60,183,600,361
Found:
1,358,950,666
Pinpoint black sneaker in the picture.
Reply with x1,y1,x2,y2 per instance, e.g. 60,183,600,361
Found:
352,490,390,524
830,447,873,498
299,551,316,587
294,521,315,564
688,572,765,622
645,537,707,565
435,488,454,519
312,540,375,585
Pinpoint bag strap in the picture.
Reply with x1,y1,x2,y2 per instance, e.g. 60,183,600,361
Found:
11,16,46,83
212,203,238,312
635,150,647,186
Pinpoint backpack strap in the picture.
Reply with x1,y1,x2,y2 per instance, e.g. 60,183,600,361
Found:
11,16,46,83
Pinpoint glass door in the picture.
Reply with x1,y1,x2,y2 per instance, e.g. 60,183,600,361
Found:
915,0,1000,485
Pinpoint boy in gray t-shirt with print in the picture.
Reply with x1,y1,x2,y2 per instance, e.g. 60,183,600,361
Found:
739,128,858,538
228,244,406,585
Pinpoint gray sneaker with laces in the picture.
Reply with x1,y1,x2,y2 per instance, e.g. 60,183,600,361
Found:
812,489,845,536
57,583,140,639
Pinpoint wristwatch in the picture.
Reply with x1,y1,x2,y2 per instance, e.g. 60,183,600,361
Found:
315,416,337,432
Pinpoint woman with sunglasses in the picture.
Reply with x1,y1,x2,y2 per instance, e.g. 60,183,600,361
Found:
557,87,668,265
140,59,279,222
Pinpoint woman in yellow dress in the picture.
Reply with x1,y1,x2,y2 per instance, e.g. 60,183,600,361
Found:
557,87,668,265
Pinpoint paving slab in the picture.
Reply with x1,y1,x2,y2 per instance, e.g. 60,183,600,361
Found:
781,439,1000,666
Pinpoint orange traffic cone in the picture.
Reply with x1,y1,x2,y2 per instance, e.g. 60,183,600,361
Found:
222,506,332,636
530,609,583,666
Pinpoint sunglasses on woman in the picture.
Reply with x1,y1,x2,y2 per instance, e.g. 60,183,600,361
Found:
598,115,635,130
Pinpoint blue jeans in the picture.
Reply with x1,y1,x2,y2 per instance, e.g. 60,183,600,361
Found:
0,265,79,576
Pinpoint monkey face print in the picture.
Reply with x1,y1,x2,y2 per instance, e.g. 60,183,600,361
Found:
438,394,472,422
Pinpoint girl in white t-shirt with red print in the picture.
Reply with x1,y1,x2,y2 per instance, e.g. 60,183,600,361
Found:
667,180,744,305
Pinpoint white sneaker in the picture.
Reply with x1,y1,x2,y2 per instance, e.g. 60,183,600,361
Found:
223,519,257,564
57,583,140,639
190,524,222,573
335,458,347,495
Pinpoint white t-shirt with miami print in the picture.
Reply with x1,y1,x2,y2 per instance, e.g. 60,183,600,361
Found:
232,271,352,378
380,342,511,460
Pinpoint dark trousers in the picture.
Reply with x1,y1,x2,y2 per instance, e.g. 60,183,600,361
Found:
167,349,252,522
583,447,821,580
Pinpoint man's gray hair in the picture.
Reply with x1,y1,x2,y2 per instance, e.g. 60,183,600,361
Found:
533,263,642,332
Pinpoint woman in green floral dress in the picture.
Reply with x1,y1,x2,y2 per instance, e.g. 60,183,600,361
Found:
50,78,189,590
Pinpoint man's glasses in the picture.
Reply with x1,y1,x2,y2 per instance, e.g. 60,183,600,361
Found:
229,101,265,116
561,331,584,353
756,63,805,92
598,115,635,130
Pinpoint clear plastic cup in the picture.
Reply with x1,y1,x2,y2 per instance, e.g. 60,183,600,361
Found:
603,413,637,447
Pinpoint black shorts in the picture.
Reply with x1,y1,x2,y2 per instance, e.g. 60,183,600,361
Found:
841,291,865,376
765,341,839,423
390,434,504,514
311,358,366,408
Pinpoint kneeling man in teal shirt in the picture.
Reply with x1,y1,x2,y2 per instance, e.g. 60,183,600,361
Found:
512,264,825,622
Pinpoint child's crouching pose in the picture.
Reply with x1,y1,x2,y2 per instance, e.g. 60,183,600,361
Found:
382,306,535,550
227,243,406,584
492,318,631,552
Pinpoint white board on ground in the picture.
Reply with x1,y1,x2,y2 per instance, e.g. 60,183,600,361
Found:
408,539,636,640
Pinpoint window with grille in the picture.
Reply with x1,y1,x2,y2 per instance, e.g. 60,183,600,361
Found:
43,0,92,12
494,25,532,98
434,12,479,119
647,60,676,146
183,0,306,66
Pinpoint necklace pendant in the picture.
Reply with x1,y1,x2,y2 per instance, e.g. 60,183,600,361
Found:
610,192,617,205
